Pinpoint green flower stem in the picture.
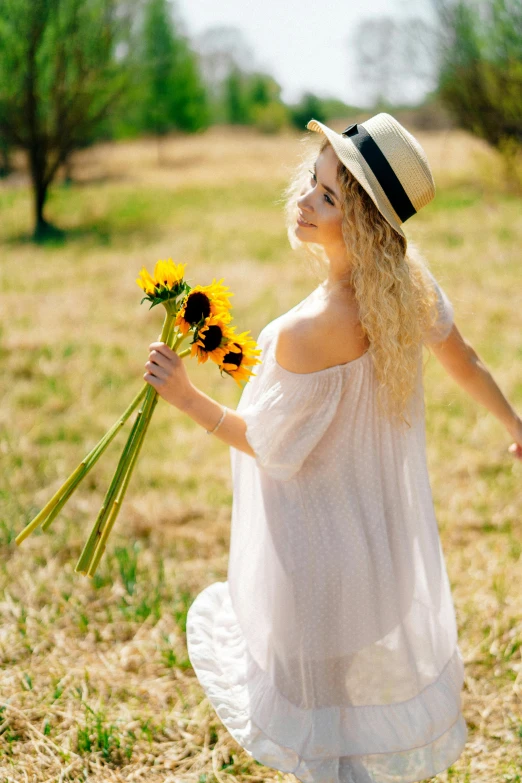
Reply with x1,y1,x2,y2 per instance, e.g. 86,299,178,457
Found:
178,347,191,359
87,319,178,576
75,308,175,575
40,383,149,533
165,321,177,347
173,330,192,352
74,386,156,574
15,464,85,546
86,393,160,577
16,383,149,545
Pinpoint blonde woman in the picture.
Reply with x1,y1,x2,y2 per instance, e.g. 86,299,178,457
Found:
144,114,522,782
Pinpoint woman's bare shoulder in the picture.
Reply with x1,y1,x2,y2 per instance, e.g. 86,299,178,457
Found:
275,298,369,373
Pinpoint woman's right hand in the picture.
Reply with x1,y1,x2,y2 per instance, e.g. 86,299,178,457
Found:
507,414,522,460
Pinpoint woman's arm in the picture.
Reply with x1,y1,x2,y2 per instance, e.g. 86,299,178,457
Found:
428,323,522,457
144,341,255,457
179,384,256,456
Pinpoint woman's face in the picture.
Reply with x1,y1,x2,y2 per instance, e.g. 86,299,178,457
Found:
296,144,344,249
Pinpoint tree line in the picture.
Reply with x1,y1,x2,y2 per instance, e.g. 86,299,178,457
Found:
0,0,520,241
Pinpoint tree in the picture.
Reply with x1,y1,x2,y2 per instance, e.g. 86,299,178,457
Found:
289,93,328,131
193,25,254,123
434,0,522,149
194,25,254,91
0,136,12,178
248,72,277,107
141,0,178,138
0,0,137,241
140,0,209,148
433,0,522,189
223,65,250,124
245,72,288,132
349,15,438,109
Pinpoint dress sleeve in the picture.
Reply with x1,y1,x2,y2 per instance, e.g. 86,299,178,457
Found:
240,366,344,482
423,268,454,344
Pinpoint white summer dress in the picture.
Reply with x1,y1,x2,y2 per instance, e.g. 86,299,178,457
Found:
186,269,468,783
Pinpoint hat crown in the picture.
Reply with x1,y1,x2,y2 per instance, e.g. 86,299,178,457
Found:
361,113,435,210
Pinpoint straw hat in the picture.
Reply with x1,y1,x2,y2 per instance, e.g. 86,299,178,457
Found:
306,113,435,238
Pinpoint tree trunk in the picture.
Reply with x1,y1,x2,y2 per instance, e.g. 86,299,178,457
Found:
29,147,63,242
64,156,73,186
34,179,49,240
0,139,11,178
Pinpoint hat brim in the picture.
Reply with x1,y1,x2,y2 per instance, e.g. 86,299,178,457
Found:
306,119,406,239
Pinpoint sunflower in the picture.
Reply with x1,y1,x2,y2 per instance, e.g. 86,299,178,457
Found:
154,259,185,289
136,266,156,296
136,258,187,307
175,278,234,335
219,330,263,386
190,314,239,365
18,258,263,579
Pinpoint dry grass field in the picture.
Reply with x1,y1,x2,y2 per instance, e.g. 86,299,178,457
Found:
0,123,521,782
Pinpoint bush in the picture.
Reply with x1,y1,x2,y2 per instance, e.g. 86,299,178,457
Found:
251,101,290,134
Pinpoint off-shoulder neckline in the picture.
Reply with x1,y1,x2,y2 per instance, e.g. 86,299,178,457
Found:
271,344,371,377
262,286,371,377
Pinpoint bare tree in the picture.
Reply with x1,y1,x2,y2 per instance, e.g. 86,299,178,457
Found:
191,25,258,124
349,15,438,108
194,25,255,90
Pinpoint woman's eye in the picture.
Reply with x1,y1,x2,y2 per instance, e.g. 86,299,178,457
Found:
308,169,334,205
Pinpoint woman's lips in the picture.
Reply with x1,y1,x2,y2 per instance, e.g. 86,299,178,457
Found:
297,216,316,227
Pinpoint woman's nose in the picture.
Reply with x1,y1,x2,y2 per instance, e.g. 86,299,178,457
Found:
298,187,313,210
297,195,314,217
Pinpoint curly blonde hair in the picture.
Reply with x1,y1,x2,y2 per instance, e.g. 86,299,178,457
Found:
282,134,441,430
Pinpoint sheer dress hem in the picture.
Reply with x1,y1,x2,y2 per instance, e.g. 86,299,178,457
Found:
186,580,468,783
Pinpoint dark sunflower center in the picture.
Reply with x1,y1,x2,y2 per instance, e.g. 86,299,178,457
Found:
222,343,243,368
200,324,223,352
184,292,211,324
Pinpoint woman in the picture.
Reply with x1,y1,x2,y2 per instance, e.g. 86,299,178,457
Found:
144,113,522,783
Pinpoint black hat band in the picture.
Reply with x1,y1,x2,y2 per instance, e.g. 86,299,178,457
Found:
341,124,416,223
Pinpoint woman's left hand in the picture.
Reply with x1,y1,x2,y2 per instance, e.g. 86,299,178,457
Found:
144,342,196,410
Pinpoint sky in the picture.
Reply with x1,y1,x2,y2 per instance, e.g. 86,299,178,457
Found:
176,0,436,108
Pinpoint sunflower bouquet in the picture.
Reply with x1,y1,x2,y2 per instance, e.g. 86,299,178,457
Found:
15,259,262,578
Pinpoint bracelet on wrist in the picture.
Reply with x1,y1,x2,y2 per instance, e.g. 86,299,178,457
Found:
206,405,227,435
